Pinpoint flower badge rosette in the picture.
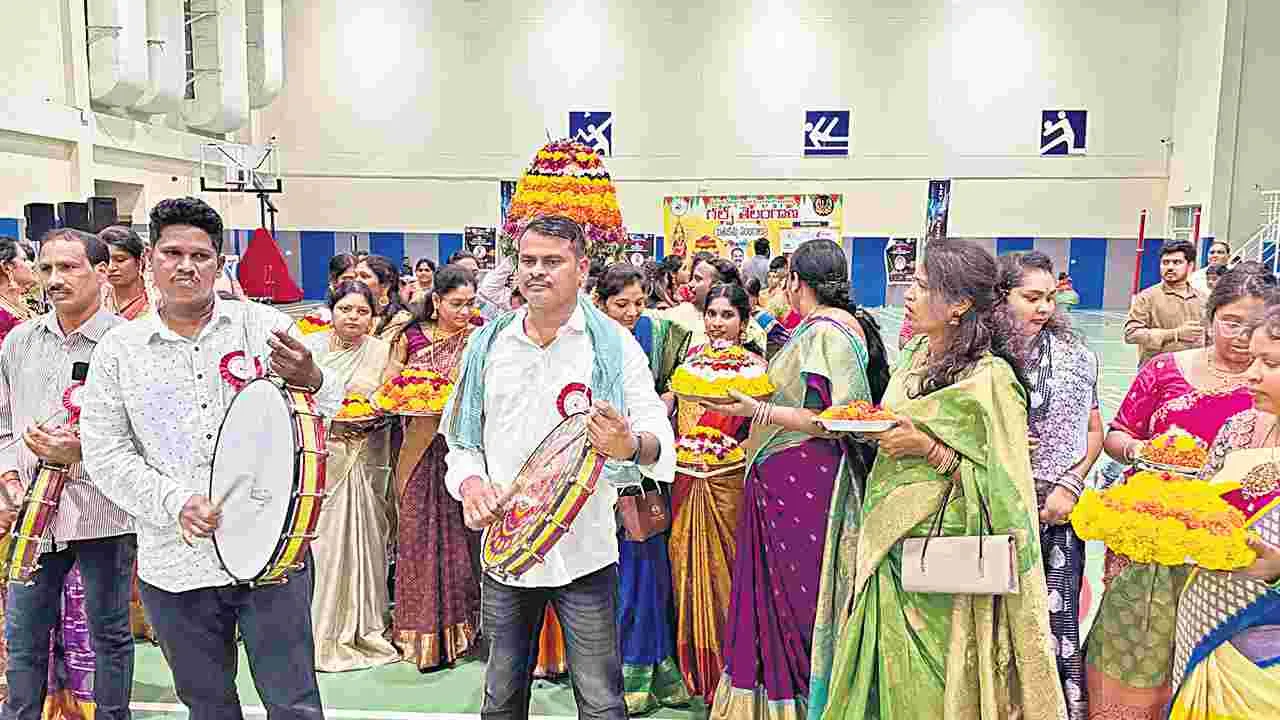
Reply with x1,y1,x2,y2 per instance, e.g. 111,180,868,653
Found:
1136,426,1209,476
498,140,626,263
372,368,454,416
669,343,774,404
1071,471,1256,570
676,426,746,476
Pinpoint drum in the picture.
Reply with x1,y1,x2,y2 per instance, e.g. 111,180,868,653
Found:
210,378,328,585
6,462,70,585
481,412,606,580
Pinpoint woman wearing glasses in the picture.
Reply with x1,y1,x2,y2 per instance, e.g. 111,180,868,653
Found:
1087,262,1275,719
389,265,485,670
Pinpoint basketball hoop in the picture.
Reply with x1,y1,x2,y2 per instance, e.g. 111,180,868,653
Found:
199,141,283,234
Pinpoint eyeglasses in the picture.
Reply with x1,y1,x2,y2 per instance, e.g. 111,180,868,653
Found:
1216,317,1250,338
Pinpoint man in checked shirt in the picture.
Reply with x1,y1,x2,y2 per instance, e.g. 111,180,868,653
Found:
0,228,134,720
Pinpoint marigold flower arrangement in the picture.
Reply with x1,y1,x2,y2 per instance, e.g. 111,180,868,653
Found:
670,343,774,400
499,140,626,263
1140,426,1208,471
676,426,746,469
334,393,378,421
296,312,330,336
372,368,454,415
820,400,896,422
1071,471,1256,570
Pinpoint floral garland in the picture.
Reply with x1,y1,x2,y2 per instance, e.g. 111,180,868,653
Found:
372,368,454,414
676,426,745,467
335,393,378,420
1070,471,1256,570
499,139,626,263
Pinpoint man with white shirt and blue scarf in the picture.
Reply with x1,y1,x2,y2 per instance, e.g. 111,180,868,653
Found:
443,215,675,720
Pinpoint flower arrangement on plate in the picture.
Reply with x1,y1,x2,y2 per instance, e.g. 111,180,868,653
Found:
1138,426,1208,475
333,393,379,422
498,139,626,263
670,343,774,403
1071,470,1256,570
817,400,898,433
676,426,745,473
372,368,454,416
296,312,330,336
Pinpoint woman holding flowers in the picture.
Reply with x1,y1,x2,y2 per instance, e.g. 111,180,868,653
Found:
1088,262,1275,719
703,239,889,720
390,266,483,670
667,282,760,704
1166,297,1280,719
303,282,399,671
819,239,1066,720
996,252,1103,720
593,264,691,714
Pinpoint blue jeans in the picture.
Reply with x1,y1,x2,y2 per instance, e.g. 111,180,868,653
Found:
481,564,624,720
2,534,136,720
138,557,323,720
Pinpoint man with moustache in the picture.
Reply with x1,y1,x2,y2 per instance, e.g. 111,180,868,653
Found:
81,197,343,720
442,215,674,720
1124,239,1205,367
0,229,135,720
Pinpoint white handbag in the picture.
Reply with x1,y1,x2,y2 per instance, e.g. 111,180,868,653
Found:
901,480,1020,595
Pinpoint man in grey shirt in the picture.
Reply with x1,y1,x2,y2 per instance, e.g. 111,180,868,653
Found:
741,236,772,289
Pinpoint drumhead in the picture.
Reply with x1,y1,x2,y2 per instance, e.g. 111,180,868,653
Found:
210,378,297,582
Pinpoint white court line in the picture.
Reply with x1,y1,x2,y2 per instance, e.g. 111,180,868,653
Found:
131,703,577,720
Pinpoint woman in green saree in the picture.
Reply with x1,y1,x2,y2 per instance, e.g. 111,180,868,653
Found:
821,239,1067,720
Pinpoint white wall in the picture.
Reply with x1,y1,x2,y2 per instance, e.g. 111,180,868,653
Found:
1166,0,1228,225
0,0,1203,242
255,0,1177,236
1221,0,1280,247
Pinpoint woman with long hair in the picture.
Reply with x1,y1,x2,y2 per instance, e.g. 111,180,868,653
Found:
303,282,399,671
703,239,889,720
0,236,37,345
1167,295,1280,719
997,251,1103,720
1087,263,1275,720
593,263,691,714
354,254,413,342
668,282,762,704
821,239,1066,720
391,266,484,670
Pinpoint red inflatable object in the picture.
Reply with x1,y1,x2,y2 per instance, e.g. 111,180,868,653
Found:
238,228,302,303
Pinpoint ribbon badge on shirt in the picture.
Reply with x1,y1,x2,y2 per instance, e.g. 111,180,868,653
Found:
61,382,85,427
219,351,265,392
556,382,592,419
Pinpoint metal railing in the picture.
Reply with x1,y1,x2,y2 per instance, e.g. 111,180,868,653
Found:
1230,190,1280,272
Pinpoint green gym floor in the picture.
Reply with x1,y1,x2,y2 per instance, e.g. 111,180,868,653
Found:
124,307,1136,718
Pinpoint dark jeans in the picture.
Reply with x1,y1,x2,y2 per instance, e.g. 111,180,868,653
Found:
481,564,624,720
138,557,323,720
2,534,136,720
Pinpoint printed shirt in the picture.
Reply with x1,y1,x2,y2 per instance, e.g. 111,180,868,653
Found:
442,304,676,589
0,308,133,552
80,298,343,593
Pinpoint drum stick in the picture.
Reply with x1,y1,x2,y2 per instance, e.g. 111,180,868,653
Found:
179,473,253,546
0,409,66,457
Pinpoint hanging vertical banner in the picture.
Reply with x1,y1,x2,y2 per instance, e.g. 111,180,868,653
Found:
464,226,497,270
925,180,951,242
885,238,919,285
625,233,654,266
499,180,517,227
663,194,843,260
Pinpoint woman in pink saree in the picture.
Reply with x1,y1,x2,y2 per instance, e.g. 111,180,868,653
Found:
1087,263,1275,720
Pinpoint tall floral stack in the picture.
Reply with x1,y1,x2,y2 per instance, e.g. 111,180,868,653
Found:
500,140,625,262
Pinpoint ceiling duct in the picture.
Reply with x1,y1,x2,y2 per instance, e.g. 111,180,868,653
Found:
87,0,148,108
245,0,284,109
182,0,249,133
132,0,186,114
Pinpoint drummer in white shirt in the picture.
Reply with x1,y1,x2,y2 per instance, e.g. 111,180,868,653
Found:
81,197,342,720
442,215,675,720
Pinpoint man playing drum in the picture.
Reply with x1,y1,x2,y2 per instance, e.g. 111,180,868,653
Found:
443,215,675,720
81,198,343,720
0,229,135,720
